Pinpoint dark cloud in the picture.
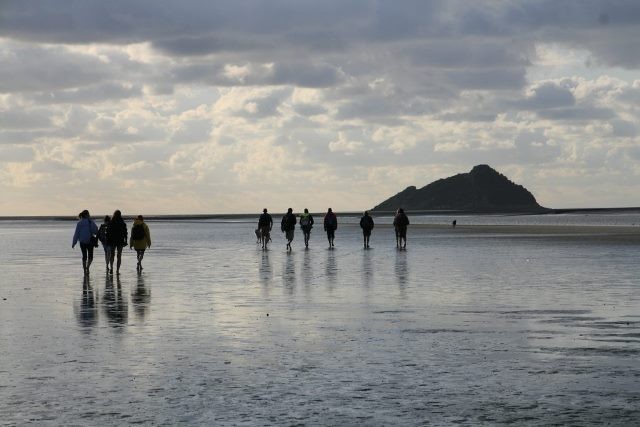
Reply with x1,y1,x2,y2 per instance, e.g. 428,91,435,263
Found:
536,106,616,121
514,82,576,110
0,44,110,93
0,109,52,129
293,103,327,117
28,83,142,104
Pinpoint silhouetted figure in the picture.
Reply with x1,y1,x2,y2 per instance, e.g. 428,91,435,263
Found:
107,210,127,275
281,208,297,251
452,219,457,228
299,208,314,248
255,228,261,243
72,209,99,274
258,208,273,249
130,215,151,271
394,208,401,247
97,215,111,273
393,208,410,249
323,208,337,248
359,211,374,248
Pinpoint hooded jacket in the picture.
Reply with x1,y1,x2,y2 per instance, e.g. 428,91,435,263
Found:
129,219,151,250
72,217,98,247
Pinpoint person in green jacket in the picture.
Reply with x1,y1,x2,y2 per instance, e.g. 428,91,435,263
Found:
299,208,314,248
130,215,151,271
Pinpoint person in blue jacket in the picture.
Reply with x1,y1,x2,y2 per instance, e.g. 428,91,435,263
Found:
72,209,99,274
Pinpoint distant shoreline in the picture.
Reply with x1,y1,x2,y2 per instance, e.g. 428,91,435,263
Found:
1,207,639,221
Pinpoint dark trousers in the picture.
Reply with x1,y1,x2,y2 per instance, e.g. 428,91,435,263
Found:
80,243,94,263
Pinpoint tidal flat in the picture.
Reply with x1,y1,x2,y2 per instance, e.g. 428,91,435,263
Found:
1,216,640,425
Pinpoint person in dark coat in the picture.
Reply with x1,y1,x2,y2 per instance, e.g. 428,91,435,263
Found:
359,211,374,248
393,208,410,249
257,208,273,249
323,208,337,248
106,209,128,275
280,208,297,251
97,215,111,273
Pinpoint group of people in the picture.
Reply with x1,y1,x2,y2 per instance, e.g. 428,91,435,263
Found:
255,208,410,250
72,210,151,275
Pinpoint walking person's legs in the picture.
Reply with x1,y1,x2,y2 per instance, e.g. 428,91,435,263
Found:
86,245,94,272
115,245,123,274
80,243,88,272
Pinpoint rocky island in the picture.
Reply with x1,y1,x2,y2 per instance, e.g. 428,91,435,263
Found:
372,165,548,213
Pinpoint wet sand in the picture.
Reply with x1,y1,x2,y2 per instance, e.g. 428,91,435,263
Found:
1,219,640,424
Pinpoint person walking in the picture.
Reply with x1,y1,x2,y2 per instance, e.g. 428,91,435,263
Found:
72,209,99,274
106,210,128,275
393,208,410,249
359,211,374,248
323,208,337,248
281,208,297,251
393,208,400,247
257,208,273,249
97,215,111,273
130,215,151,271
299,208,314,248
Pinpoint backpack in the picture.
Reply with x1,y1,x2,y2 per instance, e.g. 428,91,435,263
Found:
131,223,145,240
98,224,108,243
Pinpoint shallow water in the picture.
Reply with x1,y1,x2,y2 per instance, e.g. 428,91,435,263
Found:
1,219,640,425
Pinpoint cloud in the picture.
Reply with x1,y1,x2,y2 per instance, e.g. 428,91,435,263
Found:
1,1,640,212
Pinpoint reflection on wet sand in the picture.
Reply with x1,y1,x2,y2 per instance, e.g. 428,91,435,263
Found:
283,251,296,293
326,249,337,287
259,251,272,289
131,271,150,321
395,250,408,295
301,250,313,289
103,275,128,327
362,249,373,288
76,276,97,329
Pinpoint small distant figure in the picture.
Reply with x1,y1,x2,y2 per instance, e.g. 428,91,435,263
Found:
452,219,457,228
72,209,99,274
106,210,128,275
97,215,112,273
130,215,151,271
255,228,262,243
299,208,314,248
360,211,374,248
394,208,401,247
281,208,297,251
323,208,338,248
258,208,273,249
393,208,410,249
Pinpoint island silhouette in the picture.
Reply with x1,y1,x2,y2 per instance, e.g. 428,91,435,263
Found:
372,165,548,213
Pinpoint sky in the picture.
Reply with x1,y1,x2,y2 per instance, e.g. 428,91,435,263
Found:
1,0,640,215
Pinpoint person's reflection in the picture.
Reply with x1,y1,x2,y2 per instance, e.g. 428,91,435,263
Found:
282,251,296,294
362,249,373,289
326,249,337,289
103,274,128,327
131,270,150,321
77,275,97,329
259,251,272,291
302,249,313,291
395,250,408,296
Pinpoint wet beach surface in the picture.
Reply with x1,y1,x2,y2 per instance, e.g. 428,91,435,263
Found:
1,219,640,425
